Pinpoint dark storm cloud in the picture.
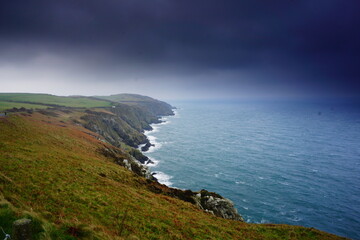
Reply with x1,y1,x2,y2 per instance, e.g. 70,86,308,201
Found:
0,0,359,98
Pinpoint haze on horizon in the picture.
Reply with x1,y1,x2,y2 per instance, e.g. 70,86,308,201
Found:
0,0,359,101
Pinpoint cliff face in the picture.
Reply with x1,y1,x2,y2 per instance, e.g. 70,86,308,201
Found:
78,99,244,221
97,145,155,180
80,96,173,148
80,104,161,165
81,109,148,148
0,94,348,239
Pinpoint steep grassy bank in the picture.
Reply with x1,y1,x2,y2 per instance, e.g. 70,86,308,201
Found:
0,112,347,239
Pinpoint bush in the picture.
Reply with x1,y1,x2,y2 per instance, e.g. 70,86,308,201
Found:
0,205,17,236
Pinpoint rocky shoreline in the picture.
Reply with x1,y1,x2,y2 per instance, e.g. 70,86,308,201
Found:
136,110,244,221
63,95,244,222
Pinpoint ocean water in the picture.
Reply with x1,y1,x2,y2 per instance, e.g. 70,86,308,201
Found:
143,101,360,239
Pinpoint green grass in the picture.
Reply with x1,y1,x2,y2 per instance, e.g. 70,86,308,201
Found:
0,101,49,111
0,113,348,239
0,199,83,240
0,93,112,109
95,94,155,103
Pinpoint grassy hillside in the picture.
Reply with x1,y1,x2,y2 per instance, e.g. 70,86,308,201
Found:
0,93,112,109
0,113,347,240
0,92,175,166
95,94,156,102
0,101,49,111
95,94,174,116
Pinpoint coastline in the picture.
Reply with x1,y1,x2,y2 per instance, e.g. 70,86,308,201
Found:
139,109,178,186
0,94,351,238
137,110,245,221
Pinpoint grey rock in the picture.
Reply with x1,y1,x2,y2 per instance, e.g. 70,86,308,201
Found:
123,159,132,171
194,190,244,221
13,218,32,240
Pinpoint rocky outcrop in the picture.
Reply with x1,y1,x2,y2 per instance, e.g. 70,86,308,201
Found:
141,141,154,152
98,146,155,180
146,181,244,221
128,148,152,164
81,110,148,148
194,190,244,221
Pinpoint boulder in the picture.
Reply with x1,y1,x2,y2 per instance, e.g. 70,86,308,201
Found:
141,142,155,152
194,190,244,221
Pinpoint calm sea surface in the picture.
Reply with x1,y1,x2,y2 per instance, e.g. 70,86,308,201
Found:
143,101,360,239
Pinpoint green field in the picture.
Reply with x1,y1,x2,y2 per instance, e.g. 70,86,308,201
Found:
0,101,49,111
0,93,112,109
95,93,155,103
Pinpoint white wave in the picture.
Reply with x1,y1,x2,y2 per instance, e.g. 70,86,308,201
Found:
161,116,168,120
152,171,173,186
141,110,179,187
260,218,269,224
289,216,303,222
260,201,271,206
138,143,146,150
159,120,170,125
236,181,246,185
148,143,163,154
140,135,163,153
279,181,290,186
142,112,177,153
148,124,160,133
147,135,157,142
172,109,180,118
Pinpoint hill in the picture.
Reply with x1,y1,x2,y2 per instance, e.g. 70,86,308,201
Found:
0,93,348,239
0,93,112,110
95,94,175,116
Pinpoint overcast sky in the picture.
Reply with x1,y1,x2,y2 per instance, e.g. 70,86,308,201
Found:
0,0,359,101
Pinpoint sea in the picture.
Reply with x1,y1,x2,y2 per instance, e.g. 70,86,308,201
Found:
142,100,360,240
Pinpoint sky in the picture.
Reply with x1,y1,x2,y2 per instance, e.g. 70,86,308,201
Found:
0,0,359,101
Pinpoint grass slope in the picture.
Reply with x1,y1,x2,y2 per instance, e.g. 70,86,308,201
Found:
95,94,174,116
0,113,347,240
0,101,49,111
94,94,156,103
0,93,112,109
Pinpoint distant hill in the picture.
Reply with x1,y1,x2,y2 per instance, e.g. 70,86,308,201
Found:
95,94,175,116
0,93,112,110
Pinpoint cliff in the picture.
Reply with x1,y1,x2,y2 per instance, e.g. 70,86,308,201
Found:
95,93,175,117
0,93,348,239
77,100,242,221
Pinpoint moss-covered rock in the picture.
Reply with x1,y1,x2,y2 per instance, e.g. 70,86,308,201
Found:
146,182,244,221
194,189,244,221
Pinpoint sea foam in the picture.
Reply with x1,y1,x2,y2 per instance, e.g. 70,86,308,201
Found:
140,109,178,186
152,171,173,186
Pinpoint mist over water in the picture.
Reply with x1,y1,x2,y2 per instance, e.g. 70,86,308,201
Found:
143,101,360,239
